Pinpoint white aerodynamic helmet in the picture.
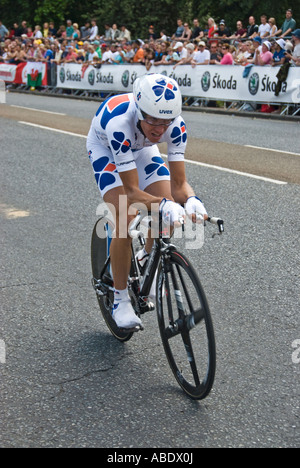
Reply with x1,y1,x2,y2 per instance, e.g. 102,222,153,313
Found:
133,73,182,120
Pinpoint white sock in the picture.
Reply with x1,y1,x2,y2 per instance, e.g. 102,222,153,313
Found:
114,288,130,303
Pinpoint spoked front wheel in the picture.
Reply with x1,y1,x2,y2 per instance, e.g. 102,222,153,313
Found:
156,250,216,400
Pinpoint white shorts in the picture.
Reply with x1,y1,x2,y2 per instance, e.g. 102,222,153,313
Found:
87,143,171,198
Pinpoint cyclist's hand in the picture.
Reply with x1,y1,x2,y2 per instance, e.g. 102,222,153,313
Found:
160,198,185,227
185,196,208,223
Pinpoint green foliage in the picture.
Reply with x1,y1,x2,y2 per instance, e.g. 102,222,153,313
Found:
0,0,38,26
194,0,300,31
0,0,299,36
80,0,189,38
34,0,72,24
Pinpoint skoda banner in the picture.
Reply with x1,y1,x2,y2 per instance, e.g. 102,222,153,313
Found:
56,63,300,104
1,61,298,104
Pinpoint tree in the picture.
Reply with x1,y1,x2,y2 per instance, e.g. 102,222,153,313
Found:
34,0,75,24
0,0,299,37
80,0,189,38
192,0,300,32
0,0,39,27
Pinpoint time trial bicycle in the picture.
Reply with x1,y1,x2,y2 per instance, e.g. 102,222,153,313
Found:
91,210,224,400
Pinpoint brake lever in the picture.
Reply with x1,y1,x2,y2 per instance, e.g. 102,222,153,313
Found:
207,217,224,237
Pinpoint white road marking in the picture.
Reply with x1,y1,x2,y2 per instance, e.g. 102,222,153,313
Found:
18,121,288,185
0,203,30,219
179,158,287,185
245,145,300,157
11,105,65,116
18,121,86,138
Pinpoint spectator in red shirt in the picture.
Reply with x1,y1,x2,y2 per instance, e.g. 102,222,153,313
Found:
63,45,78,63
229,20,247,41
207,18,218,39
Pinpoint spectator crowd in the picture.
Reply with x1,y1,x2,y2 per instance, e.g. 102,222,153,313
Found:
0,9,299,69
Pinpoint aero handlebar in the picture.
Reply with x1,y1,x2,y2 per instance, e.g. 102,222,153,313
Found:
129,211,224,239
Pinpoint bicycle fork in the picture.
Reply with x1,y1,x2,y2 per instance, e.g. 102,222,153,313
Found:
163,257,205,339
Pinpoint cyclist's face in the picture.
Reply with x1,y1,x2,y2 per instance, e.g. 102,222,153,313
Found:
140,114,173,143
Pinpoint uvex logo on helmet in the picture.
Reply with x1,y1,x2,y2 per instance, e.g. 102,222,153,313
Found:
159,109,173,114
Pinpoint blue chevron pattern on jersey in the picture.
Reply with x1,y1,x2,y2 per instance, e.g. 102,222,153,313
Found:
170,121,187,146
98,94,130,130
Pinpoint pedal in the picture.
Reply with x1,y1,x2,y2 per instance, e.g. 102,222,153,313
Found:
138,297,155,314
119,324,144,333
92,278,108,296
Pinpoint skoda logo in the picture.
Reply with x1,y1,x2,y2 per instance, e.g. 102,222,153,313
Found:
88,69,95,86
121,70,129,88
201,71,210,92
249,73,259,95
59,67,65,83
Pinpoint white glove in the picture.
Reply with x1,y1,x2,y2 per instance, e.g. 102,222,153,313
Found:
159,198,185,226
185,196,207,223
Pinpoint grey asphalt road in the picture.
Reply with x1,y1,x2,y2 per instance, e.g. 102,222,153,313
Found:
2,92,300,184
0,95,299,448
5,91,300,152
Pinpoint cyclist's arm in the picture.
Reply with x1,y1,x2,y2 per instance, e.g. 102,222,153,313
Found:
169,161,195,205
119,168,164,211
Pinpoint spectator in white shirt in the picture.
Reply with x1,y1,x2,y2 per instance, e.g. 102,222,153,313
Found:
258,15,271,40
87,45,98,62
102,44,114,63
191,41,210,66
33,25,43,39
172,41,187,60
173,43,195,69
285,29,300,66
266,18,278,38
119,25,131,42
234,41,252,64
89,19,98,41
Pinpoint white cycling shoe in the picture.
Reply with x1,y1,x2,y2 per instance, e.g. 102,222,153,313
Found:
112,300,143,330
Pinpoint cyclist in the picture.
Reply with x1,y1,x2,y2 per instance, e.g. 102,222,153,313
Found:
87,73,207,329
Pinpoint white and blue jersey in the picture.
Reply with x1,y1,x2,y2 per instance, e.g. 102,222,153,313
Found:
86,93,187,197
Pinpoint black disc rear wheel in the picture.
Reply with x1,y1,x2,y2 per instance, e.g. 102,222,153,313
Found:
91,217,133,342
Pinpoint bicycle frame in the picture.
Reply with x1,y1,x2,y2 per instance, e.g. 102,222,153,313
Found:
130,236,175,298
